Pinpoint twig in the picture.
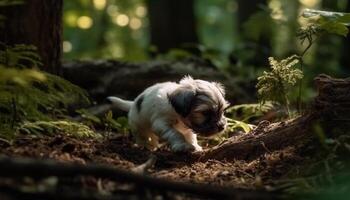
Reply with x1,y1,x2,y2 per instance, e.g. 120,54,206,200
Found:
131,154,157,174
297,35,319,113
260,141,272,154
0,156,275,200
11,97,17,129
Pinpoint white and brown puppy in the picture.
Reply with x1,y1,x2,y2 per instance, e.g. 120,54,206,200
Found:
107,76,229,152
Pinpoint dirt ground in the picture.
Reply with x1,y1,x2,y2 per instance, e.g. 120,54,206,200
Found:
0,131,306,193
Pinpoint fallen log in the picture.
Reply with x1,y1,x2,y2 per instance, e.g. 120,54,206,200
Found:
199,74,350,161
62,59,255,104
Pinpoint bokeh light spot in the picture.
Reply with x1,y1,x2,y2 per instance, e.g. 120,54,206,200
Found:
299,0,320,7
107,5,119,17
77,16,93,29
93,0,107,10
63,41,73,53
135,6,147,17
129,18,142,30
114,14,129,27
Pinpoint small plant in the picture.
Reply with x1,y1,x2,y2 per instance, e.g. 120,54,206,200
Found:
0,43,43,68
77,109,130,135
226,118,253,134
256,55,303,116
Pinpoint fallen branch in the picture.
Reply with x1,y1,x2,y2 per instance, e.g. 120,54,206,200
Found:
0,156,275,200
131,154,157,174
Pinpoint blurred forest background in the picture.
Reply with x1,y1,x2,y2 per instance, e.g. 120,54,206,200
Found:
63,0,350,101
0,1,350,199
63,0,349,71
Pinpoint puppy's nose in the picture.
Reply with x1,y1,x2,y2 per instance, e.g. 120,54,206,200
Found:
217,119,227,131
218,125,225,132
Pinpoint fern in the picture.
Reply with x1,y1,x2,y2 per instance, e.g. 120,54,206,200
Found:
0,43,43,68
256,55,303,116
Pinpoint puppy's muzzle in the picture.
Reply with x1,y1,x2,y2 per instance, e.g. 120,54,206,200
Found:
217,118,227,132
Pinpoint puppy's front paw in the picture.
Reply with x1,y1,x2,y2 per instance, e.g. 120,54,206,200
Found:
171,143,196,153
193,144,203,152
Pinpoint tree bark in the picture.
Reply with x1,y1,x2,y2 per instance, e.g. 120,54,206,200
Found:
147,0,199,54
0,0,63,75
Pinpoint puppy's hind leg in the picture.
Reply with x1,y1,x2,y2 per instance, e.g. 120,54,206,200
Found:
152,120,195,152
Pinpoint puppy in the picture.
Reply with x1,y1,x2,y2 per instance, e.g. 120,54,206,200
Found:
107,76,229,152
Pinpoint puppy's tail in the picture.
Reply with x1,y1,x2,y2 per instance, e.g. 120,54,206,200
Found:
107,96,133,112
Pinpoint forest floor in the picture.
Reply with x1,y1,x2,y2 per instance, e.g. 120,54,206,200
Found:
0,131,309,193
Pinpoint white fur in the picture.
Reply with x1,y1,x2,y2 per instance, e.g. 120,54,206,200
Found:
107,76,225,152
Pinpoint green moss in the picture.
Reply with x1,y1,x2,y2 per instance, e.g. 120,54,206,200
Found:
17,120,101,139
0,68,91,139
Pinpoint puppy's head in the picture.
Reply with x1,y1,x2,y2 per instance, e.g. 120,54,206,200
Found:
168,76,229,137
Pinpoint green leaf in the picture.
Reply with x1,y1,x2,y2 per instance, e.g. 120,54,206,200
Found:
301,9,350,37
227,118,252,133
302,9,348,20
320,21,349,37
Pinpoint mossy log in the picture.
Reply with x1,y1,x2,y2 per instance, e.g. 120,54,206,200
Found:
199,74,350,161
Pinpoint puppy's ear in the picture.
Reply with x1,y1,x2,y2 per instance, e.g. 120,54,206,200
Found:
168,86,196,117
212,82,225,96
179,75,195,85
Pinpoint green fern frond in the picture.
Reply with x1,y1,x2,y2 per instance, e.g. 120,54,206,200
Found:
256,55,303,116
0,44,43,68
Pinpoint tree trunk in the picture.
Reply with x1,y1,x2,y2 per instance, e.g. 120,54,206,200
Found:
0,0,63,75
147,0,198,54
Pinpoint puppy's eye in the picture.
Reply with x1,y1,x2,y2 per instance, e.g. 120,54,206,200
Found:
202,110,214,116
191,112,207,124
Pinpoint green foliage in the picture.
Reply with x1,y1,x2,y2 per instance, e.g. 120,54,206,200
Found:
0,33,91,140
0,0,24,27
0,0,24,7
225,102,275,122
17,120,100,138
243,6,275,42
0,65,46,86
256,55,303,115
0,71,89,118
0,43,43,68
302,9,350,37
226,118,253,133
77,109,130,134
0,71,90,138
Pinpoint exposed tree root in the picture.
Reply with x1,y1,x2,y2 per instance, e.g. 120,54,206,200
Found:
198,74,350,161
